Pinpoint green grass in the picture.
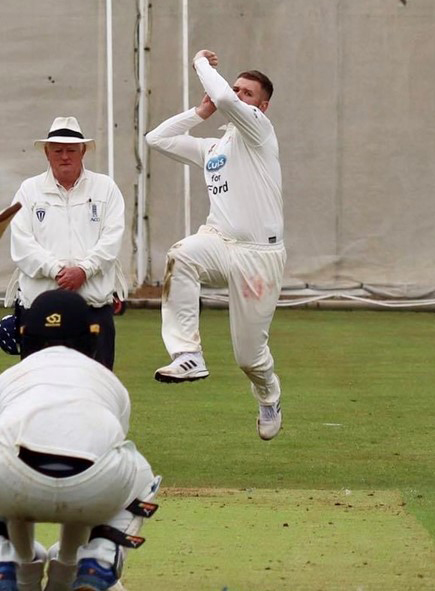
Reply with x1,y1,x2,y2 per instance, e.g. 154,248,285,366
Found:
112,309,435,531
1,308,435,589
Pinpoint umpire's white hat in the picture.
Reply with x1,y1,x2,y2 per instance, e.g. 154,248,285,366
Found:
34,116,95,150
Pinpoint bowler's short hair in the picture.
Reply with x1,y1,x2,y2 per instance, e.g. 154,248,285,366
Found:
237,70,274,100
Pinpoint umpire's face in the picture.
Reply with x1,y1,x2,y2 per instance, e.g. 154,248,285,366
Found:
45,142,86,188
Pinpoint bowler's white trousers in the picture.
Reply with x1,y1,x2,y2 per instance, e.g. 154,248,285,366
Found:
162,225,286,403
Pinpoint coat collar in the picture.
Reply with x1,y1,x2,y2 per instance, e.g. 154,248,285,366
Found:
41,166,88,194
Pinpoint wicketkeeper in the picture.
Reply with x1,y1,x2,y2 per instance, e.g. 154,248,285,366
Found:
0,290,161,591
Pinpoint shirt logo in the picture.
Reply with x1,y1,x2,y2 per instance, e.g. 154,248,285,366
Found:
90,203,100,222
36,208,46,222
206,155,227,172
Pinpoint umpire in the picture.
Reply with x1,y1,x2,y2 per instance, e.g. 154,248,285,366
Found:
6,116,127,370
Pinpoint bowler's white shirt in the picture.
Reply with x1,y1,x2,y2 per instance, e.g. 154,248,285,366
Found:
0,346,130,462
146,57,283,245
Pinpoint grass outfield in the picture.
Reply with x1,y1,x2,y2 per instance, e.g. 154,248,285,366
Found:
1,308,435,589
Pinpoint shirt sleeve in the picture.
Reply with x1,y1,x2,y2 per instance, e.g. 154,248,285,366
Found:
193,56,273,147
113,378,131,436
10,186,63,280
0,364,15,411
77,179,125,278
95,363,131,436
146,108,213,168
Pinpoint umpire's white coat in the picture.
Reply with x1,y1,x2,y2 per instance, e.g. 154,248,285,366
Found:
146,57,286,400
8,167,125,309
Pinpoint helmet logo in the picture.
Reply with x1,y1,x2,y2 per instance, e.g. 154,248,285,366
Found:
45,313,62,327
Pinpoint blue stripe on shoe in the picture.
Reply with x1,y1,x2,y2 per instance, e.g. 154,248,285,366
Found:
0,562,17,591
72,558,117,591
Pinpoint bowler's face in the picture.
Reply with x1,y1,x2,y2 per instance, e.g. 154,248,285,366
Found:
45,142,85,185
232,77,269,112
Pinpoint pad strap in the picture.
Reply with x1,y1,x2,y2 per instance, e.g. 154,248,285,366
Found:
126,499,159,518
89,525,145,549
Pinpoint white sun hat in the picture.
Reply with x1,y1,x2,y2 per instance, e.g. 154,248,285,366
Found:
34,116,95,150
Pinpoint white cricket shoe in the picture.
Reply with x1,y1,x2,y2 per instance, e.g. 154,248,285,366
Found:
257,400,282,441
251,374,282,440
44,559,77,591
154,352,209,383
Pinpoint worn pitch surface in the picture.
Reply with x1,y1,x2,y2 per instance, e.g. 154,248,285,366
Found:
37,487,434,591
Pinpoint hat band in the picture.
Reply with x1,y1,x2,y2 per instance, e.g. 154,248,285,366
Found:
47,128,84,139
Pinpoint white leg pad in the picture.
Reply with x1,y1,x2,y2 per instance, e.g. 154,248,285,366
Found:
108,582,127,591
16,559,45,591
15,541,47,591
76,475,162,571
43,558,77,591
0,536,16,562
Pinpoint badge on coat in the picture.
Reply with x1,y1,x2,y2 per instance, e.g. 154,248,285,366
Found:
36,208,46,222
90,203,100,222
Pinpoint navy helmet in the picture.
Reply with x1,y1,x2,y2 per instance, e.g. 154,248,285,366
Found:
0,314,20,355
20,290,100,359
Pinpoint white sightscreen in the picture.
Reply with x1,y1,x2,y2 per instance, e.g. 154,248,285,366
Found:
0,0,138,292
2,1,435,300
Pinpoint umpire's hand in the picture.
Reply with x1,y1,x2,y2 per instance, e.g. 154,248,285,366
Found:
56,266,87,291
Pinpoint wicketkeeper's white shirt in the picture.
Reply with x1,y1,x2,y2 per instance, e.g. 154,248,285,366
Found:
0,346,130,462
146,57,283,246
